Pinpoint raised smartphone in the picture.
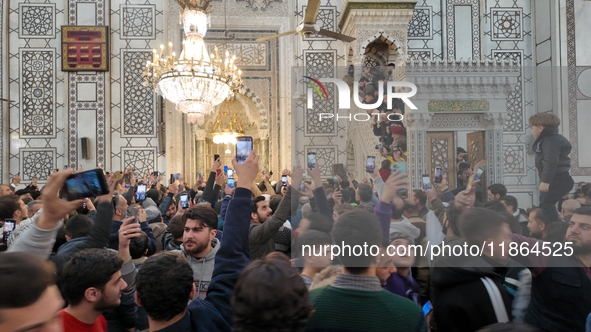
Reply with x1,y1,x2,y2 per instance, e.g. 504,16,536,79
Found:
236,136,253,164
307,152,316,170
366,156,376,173
62,169,109,200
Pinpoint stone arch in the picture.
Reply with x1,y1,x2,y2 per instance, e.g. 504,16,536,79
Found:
359,30,402,64
242,85,269,132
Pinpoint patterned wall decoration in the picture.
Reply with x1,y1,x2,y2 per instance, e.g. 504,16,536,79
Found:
20,148,56,182
109,0,165,174
121,5,155,39
20,49,56,137
407,49,433,60
206,43,267,68
304,50,337,136
0,0,3,179
407,0,441,60
408,7,432,39
121,50,156,137
8,1,67,182
305,146,337,177
303,6,337,40
19,4,56,39
503,144,525,175
491,8,523,41
68,73,106,166
429,114,484,128
493,50,523,132
566,0,591,175
67,0,107,168
445,0,480,60
122,148,156,175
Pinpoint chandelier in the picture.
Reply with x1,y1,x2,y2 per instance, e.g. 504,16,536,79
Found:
143,0,243,121
212,101,244,145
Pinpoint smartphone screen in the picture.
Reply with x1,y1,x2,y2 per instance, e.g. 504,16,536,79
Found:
180,193,189,209
422,301,433,316
422,174,431,190
136,184,147,202
236,136,253,164
62,169,109,200
124,183,131,189
227,169,234,178
307,152,316,170
198,171,203,179
281,175,288,186
173,173,180,181
3,219,16,243
474,167,485,181
366,156,376,173
228,177,235,189
434,167,443,183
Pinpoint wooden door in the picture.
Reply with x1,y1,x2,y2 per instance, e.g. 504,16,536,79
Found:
426,132,456,189
466,131,486,200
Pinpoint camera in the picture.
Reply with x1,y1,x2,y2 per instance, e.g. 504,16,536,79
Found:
462,154,469,162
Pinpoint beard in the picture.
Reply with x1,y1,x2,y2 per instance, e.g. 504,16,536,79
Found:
94,294,120,312
185,239,210,256
571,241,591,255
529,230,542,239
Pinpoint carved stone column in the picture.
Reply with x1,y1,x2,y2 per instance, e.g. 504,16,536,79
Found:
403,106,431,191
483,104,506,186
193,128,206,180
259,129,269,173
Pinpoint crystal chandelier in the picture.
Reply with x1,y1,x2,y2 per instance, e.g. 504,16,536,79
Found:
143,0,242,119
212,101,244,145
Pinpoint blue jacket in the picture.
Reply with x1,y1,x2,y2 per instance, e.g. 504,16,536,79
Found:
108,220,157,255
157,187,253,331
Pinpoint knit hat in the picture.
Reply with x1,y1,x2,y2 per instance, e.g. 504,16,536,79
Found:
389,220,420,243
145,205,162,224
146,188,161,204
390,126,406,136
142,197,157,209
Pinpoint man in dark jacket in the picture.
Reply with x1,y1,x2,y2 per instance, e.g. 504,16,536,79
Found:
529,112,574,224
431,208,513,332
134,150,258,331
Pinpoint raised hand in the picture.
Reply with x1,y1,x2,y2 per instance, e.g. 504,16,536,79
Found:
215,172,225,186
38,170,87,230
212,158,222,173
232,150,259,189
381,170,408,205
118,216,142,262
308,162,322,188
301,182,315,198
454,186,476,212
290,166,304,188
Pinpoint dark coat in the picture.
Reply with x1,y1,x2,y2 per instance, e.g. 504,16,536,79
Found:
431,254,512,332
532,126,571,183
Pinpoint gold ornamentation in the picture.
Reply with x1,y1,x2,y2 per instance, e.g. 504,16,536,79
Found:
428,100,489,112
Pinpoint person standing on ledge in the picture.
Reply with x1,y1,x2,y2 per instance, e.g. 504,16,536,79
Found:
530,112,574,224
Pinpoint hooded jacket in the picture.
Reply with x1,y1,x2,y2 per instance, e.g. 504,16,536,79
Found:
174,237,220,300
431,254,512,332
532,125,571,183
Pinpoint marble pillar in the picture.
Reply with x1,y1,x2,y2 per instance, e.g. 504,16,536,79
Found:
404,106,431,191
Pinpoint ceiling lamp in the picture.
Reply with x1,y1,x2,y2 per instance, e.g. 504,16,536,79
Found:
143,0,243,117
212,101,244,145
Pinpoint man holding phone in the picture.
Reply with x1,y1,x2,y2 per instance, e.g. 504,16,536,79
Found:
108,194,157,256
0,195,29,251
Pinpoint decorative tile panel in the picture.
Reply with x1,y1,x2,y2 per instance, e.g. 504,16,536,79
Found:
121,50,156,137
493,50,524,132
121,5,155,39
304,50,337,136
429,114,484,129
303,7,336,40
19,4,56,39
491,8,523,41
20,148,56,182
408,49,433,61
504,144,526,175
305,146,337,177
122,148,156,176
206,43,267,68
408,7,432,39
446,0,480,59
20,49,56,138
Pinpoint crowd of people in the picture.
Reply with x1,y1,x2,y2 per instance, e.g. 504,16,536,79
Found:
0,109,590,331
